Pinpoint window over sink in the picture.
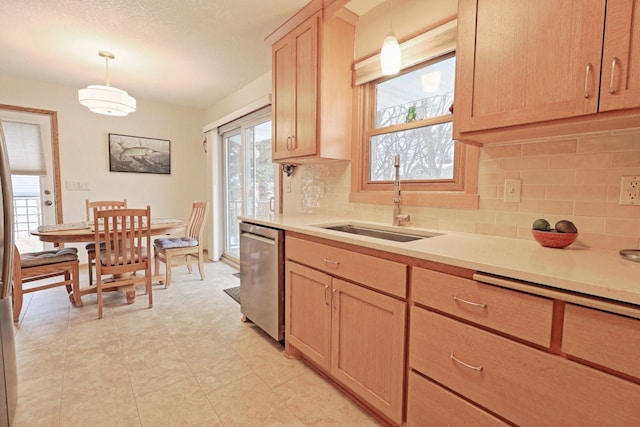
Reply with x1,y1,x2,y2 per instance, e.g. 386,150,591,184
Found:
350,19,479,209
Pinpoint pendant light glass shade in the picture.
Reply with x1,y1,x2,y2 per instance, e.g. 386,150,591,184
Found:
78,85,136,116
380,32,401,75
78,51,136,116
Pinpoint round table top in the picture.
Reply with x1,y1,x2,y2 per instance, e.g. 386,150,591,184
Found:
31,219,186,243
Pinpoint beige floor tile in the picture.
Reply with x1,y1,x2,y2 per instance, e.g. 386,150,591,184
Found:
12,262,382,427
136,377,222,426
206,375,304,426
59,379,141,427
13,385,61,427
274,365,381,426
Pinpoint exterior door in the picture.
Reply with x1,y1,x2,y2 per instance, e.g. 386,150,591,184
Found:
221,109,274,262
0,109,58,252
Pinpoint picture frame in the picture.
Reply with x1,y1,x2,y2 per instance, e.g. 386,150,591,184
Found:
108,133,171,174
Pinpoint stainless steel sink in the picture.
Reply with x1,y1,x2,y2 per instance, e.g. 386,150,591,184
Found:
316,223,441,242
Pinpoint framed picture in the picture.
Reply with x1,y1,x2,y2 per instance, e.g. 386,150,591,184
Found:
108,133,171,174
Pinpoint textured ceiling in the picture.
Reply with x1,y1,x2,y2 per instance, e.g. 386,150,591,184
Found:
0,0,311,109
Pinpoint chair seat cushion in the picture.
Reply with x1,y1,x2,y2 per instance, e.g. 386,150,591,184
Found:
154,237,198,250
85,242,106,252
20,248,78,268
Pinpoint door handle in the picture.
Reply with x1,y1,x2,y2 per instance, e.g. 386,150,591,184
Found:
44,200,53,206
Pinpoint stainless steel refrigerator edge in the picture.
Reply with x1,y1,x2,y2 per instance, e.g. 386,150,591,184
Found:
239,222,284,341
0,123,17,426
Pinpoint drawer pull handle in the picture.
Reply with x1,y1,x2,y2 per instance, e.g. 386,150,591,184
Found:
453,295,487,309
450,353,483,371
323,258,340,266
324,285,330,305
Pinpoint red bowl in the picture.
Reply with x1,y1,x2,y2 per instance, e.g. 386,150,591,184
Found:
531,230,578,248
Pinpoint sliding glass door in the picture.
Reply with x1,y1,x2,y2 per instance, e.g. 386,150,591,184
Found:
221,109,273,261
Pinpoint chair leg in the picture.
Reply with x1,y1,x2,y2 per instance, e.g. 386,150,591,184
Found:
87,251,94,286
147,274,153,308
97,280,103,319
65,270,72,294
164,253,172,288
71,261,82,307
197,254,205,281
12,283,23,323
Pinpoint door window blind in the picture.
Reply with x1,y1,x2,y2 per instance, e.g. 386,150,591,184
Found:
1,120,46,175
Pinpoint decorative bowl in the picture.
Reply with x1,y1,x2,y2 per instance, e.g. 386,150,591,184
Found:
531,230,578,248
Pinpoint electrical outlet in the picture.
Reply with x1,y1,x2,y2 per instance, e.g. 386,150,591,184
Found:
620,175,640,205
504,179,521,203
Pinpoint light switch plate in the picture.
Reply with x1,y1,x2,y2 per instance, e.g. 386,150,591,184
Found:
620,175,640,205
504,179,521,203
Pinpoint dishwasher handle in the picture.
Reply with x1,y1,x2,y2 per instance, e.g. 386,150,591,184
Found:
241,232,276,246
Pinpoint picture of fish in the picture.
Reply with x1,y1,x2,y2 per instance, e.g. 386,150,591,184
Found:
108,133,171,174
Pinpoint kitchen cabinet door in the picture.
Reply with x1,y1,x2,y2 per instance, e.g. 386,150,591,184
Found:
330,278,406,425
285,261,331,371
599,0,640,111
454,0,606,134
272,13,318,161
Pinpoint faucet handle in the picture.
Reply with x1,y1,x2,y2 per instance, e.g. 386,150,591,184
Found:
395,213,411,226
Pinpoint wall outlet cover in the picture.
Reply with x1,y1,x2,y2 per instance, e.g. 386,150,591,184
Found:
620,175,640,205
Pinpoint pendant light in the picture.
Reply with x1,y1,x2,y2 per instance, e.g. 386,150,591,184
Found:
380,0,401,75
78,51,136,116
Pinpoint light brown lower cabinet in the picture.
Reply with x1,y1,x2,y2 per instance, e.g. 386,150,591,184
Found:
406,371,508,427
285,260,406,425
410,306,640,426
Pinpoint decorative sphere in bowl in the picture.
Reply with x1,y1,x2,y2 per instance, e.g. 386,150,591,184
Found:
531,229,578,248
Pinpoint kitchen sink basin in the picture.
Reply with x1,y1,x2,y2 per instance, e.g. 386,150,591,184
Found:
316,223,441,243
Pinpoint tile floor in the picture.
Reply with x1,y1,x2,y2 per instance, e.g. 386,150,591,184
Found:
12,261,380,426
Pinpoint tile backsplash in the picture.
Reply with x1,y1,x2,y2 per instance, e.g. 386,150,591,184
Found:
283,128,640,250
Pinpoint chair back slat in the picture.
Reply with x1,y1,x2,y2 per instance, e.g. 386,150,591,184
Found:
86,199,127,221
185,201,209,241
94,206,151,277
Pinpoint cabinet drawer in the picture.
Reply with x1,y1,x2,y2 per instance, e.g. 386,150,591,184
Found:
563,303,640,379
286,236,407,298
410,307,640,426
406,371,508,427
412,267,553,347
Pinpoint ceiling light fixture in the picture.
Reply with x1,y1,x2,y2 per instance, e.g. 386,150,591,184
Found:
380,0,401,76
78,51,136,116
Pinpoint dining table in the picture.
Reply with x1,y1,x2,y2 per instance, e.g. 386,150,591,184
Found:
30,218,186,304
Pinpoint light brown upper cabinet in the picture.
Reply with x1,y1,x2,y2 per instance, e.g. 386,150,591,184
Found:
268,3,355,162
599,0,640,111
454,0,640,144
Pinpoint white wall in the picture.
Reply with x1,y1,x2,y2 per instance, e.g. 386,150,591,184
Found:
1,73,207,258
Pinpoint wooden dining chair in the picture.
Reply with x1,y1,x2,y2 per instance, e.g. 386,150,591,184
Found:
11,245,81,322
154,201,209,288
93,206,152,319
85,199,127,286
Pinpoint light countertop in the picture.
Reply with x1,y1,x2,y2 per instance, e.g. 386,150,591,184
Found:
239,213,640,307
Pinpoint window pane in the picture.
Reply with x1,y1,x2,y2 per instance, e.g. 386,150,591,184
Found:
224,133,241,259
243,121,274,217
375,56,455,128
369,122,454,181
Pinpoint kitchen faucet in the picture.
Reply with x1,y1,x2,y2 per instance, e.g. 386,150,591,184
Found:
393,154,411,226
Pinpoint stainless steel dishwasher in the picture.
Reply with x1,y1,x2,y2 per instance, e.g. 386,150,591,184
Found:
239,222,284,341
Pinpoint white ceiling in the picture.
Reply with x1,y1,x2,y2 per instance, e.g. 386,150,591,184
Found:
0,0,314,110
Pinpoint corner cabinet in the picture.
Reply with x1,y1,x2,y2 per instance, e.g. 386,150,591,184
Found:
269,6,355,162
285,235,406,425
454,0,640,144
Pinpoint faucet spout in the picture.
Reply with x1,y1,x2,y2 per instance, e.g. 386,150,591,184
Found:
393,155,411,226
